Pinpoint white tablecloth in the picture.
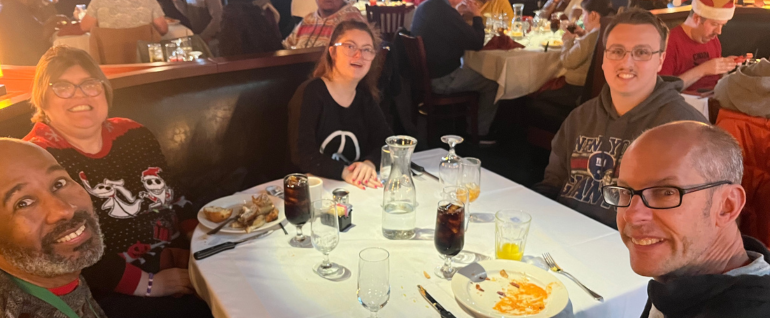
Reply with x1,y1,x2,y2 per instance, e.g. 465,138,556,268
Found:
53,24,193,57
464,42,565,102
681,93,710,122
189,148,649,318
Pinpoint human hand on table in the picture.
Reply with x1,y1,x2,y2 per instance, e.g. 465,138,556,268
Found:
698,57,738,76
342,160,382,190
151,268,194,297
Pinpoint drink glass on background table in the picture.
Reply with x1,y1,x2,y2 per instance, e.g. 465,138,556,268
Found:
381,136,418,240
74,4,87,22
310,200,342,278
438,135,463,191
164,42,179,62
284,173,312,246
434,199,465,279
379,145,391,181
550,13,561,39
147,43,164,62
495,210,532,261
358,247,390,317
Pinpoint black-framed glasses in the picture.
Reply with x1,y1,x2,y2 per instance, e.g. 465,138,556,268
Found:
49,79,104,99
604,46,662,61
602,181,732,209
333,42,376,61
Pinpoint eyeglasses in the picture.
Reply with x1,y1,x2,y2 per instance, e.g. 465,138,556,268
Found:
333,42,376,61
604,46,662,61
602,181,732,209
49,79,104,99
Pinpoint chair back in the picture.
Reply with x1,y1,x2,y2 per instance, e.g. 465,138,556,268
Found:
89,25,161,64
398,33,433,103
137,35,213,63
366,5,412,42
219,1,283,57
580,16,612,102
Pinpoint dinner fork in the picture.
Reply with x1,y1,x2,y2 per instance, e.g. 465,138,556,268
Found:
542,252,604,301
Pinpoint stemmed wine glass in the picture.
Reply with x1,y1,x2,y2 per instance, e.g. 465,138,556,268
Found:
434,199,465,279
310,199,342,278
439,135,463,192
442,186,475,264
284,173,311,247
358,247,390,317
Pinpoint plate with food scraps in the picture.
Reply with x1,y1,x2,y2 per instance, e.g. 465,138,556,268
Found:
451,260,569,317
197,193,285,234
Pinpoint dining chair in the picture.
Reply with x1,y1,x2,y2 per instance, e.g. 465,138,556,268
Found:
366,5,414,42
398,33,480,145
89,25,162,64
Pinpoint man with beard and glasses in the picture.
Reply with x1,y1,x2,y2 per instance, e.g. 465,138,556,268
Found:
0,138,107,318
603,121,770,317
659,0,739,92
532,8,707,229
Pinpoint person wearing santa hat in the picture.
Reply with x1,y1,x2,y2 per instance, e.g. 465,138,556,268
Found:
659,0,740,92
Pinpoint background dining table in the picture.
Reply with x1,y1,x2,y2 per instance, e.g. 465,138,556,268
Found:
52,23,193,58
464,33,567,102
189,148,650,318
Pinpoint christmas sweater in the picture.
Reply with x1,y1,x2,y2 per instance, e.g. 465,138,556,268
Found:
23,118,197,295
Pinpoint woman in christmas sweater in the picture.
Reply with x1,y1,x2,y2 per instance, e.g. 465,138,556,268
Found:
289,21,393,190
23,46,212,318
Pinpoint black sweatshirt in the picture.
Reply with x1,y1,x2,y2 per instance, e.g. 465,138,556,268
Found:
410,0,485,78
640,236,770,318
289,78,393,180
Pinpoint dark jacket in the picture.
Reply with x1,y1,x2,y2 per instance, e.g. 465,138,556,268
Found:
533,76,708,229
640,236,770,318
410,0,484,78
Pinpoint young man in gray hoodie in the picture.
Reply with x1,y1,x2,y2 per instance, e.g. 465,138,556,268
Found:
533,9,709,229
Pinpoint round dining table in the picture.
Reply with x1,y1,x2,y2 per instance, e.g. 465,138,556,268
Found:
189,148,649,318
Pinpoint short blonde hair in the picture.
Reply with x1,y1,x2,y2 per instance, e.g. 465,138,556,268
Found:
30,46,113,123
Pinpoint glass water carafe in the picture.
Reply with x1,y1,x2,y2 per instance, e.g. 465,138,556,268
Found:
511,4,525,38
382,135,418,240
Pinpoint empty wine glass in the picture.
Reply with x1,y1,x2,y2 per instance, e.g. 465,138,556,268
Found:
357,247,390,317
439,135,463,191
311,199,342,278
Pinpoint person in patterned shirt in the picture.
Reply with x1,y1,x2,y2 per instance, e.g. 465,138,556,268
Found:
0,138,108,318
283,0,366,49
23,46,212,318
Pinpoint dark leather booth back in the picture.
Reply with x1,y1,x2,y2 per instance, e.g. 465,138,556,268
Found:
0,59,317,202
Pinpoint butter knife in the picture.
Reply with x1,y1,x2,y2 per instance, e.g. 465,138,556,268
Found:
418,285,456,318
194,230,274,260
411,162,439,181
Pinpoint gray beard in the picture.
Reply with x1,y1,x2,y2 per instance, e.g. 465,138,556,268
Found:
0,213,105,278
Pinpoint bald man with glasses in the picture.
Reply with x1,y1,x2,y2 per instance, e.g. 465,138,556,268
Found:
606,121,770,318
533,8,708,229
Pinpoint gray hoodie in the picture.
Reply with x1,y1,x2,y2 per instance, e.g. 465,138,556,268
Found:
533,76,708,229
714,58,770,119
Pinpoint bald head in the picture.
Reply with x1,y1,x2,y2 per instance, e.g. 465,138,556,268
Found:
616,121,747,280
627,121,743,185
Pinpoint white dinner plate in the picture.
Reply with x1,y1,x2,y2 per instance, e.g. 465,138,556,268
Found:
197,194,285,234
451,260,569,318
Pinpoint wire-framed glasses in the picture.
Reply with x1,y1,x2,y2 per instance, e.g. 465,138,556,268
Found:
333,42,376,61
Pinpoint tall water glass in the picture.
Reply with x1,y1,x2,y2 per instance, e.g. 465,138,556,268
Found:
358,247,390,317
379,145,391,181
147,43,164,62
460,158,481,204
284,173,311,246
311,200,342,278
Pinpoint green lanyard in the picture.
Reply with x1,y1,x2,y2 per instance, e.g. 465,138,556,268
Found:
9,275,97,318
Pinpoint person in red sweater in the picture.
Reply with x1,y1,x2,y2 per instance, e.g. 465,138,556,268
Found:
22,46,212,318
659,0,738,92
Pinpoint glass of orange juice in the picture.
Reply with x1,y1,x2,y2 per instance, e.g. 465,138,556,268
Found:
495,210,531,261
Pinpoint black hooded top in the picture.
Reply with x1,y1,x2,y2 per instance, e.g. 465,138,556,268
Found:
641,236,770,318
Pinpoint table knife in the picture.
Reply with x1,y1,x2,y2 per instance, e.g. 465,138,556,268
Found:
194,230,274,260
411,162,439,181
418,285,456,318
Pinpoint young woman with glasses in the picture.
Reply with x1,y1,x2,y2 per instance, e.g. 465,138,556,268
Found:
289,21,393,190
22,46,212,318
